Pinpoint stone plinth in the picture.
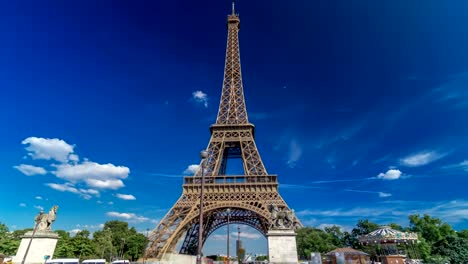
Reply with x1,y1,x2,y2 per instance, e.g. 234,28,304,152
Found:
267,229,298,264
13,231,58,264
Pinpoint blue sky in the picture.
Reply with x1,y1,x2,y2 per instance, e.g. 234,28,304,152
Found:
1,0,468,256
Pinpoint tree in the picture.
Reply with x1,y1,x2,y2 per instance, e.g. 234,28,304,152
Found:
93,228,115,260
351,220,379,237
296,227,341,259
432,234,468,263
71,230,94,260
409,214,455,246
457,229,468,239
124,230,147,261
54,230,74,258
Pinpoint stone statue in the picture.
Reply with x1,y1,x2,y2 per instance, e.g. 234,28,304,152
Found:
34,205,58,232
269,205,296,229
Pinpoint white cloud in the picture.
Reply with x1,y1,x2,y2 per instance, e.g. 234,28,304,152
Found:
22,137,75,163
14,164,47,176
69,229,82,235
210,234,227,241
287,139,302,168
34,205,44,211
377,169,402,180
116,194,136,200
192,90,208,107
54,161,129,182
19,203,27,207
69,154,80,162
378,192,392,198
183,164,199,175
35,196,43,200
297,207,394,218
46,183,99,200
232,231,262,239
18,136,131,198
297,200,468,225
108,201,114,205
85,179,125,190
106,211,155,223
400,151,447,167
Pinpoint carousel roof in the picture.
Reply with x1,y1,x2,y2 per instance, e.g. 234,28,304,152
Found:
358,226,418,244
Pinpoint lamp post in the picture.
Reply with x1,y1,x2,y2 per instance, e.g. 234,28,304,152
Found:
197,150,209,264
226,208,231,264
22,210,42,264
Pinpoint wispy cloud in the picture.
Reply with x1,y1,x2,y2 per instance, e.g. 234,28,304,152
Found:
34,205,44,211
400,150,448,167
287,139,302,168
297,199,468,224
309,178,373,184
46,183,99,200
106,211,158,224
35,196,43,200
19,203,27,207
432,71,468,109
231,231,262,239
14,164,47,176
116,193,136,201
443,160,468,172
192,90,208,108
344,189,392,198
279,184,323,190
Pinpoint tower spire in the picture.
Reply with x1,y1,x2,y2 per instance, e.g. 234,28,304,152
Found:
216,1,246,125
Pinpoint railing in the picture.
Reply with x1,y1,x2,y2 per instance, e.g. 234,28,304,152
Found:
183,175,277,185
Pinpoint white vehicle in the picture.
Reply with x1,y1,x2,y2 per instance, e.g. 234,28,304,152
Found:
46,258,80,264
82,259,106,264
111,260,129,264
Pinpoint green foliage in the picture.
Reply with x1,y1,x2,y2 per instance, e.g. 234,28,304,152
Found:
255,255,268,261
296,227,343,259
409,214,455,246
458,229,468,239
432,234,468,263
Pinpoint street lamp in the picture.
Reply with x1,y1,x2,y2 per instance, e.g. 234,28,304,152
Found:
197,150,209,264
22,209,42,264
226,208,231,264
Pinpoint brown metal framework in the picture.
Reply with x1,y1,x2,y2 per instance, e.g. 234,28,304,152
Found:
146,5,300,259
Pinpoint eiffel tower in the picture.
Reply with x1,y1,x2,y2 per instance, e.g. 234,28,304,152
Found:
146,3,300,259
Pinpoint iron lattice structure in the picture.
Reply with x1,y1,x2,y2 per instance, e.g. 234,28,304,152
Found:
146,5,300,259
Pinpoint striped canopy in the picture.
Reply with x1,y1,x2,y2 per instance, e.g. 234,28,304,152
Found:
358,226,418,244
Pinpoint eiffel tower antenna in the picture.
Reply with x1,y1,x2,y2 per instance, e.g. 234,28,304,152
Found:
145,4,301,260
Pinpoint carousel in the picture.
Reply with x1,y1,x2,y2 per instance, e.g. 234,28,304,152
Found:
358,226,419,264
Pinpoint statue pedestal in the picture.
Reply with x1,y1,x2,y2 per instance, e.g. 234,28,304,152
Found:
13,231,59,264
267,229,298,264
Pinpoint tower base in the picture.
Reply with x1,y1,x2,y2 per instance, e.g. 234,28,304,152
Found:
267,229,298,264
13,231,58,264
